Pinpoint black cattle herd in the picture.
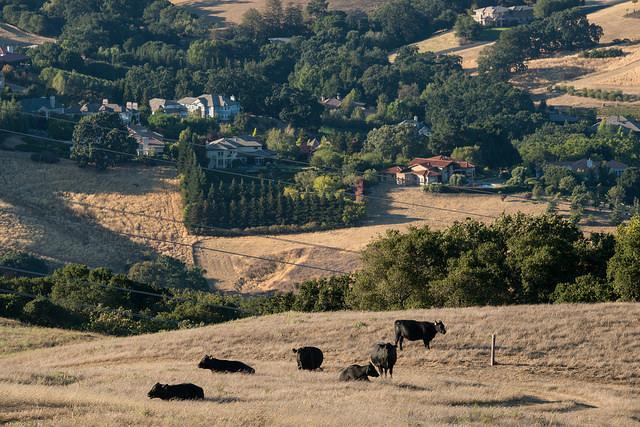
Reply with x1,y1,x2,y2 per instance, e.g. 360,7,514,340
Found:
147,319,447,401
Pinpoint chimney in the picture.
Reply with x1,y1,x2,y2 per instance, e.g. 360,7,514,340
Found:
102,99,109,106
413,116,418,122
49,96,55,109
230,95,236,102
126,101,132,110
132,102,138,110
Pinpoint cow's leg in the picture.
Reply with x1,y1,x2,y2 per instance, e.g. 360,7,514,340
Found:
397,336,404,351
423,339,430,349
389,366,393,378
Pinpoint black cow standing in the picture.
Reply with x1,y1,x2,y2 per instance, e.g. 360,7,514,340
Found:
370,342,397,378
394,320,446,350
147,383,204,400
338,363,380,381
198,355,255,374
293,347,324,370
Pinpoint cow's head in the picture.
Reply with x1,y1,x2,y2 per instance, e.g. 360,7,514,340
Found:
147,382,166,399
435,320,446,334
198,355,212,369
366,363,380,378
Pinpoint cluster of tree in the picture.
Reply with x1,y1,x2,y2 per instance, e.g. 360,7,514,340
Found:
515,122,640,168
533,0,584,18
424,73,542,167
70,112,137,170
479,8,602,76
582,47,625,58
349,213,640,309
177,141,365,234
0,2,56,35
4,213,640,335
0,258,243,335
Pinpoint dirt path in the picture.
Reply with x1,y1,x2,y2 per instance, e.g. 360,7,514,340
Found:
0,22,55,47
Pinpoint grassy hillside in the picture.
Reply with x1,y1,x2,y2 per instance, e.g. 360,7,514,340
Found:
0,318,99,356
1,303,639,425
1,149,616,292
512,1,640,105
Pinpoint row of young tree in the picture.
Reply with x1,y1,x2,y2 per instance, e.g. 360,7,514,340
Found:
177,140,365,234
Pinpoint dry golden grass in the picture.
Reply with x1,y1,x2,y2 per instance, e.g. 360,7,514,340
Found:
0,150,194,271
0,22,55,47
515,1,640,105
1,303,639,426
0,150,615,293
0,318,99,356
388,31,493,70
589,0,640,43
195,184,559,292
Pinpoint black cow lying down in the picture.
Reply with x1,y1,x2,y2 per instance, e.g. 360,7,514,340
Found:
338,363,379,381
394,319,446,351
198,355,255,374
293,347,323,370
147,383,204,400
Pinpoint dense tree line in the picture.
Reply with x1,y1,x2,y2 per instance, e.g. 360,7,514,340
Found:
0,258,243,335
4,214,640,336
349,213,640,309
177,141,365,234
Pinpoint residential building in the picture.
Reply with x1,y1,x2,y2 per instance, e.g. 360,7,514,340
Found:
382,156,475,186
554,158,628,177
79,99,139,124
177,94,241,121
206,136,273,169
129,125,165,157
149,98,188,117
592,115,640,135
19,96,66,117
472,6,534,27
149,95,241,121
0,46,30,66
398,116,432,137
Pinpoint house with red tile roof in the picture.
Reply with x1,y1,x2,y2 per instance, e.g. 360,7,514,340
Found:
381,156,475,186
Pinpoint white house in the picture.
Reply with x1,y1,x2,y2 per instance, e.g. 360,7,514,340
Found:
206,136,272,169
177,94,241,121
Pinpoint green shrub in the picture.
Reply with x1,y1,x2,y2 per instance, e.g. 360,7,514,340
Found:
551,275,615,303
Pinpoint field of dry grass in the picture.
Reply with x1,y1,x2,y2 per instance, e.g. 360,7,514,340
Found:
0,22,55,47
0,150,194,271
1,302,639,426
0,318,99,356
1,149,615,293
515,1,640,105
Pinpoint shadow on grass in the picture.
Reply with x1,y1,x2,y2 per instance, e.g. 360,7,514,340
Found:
392,382,431,392
203,396,244,404
448,395,597,412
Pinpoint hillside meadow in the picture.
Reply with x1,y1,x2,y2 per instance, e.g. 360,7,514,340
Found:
6,149,602,293
0,303,639,426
